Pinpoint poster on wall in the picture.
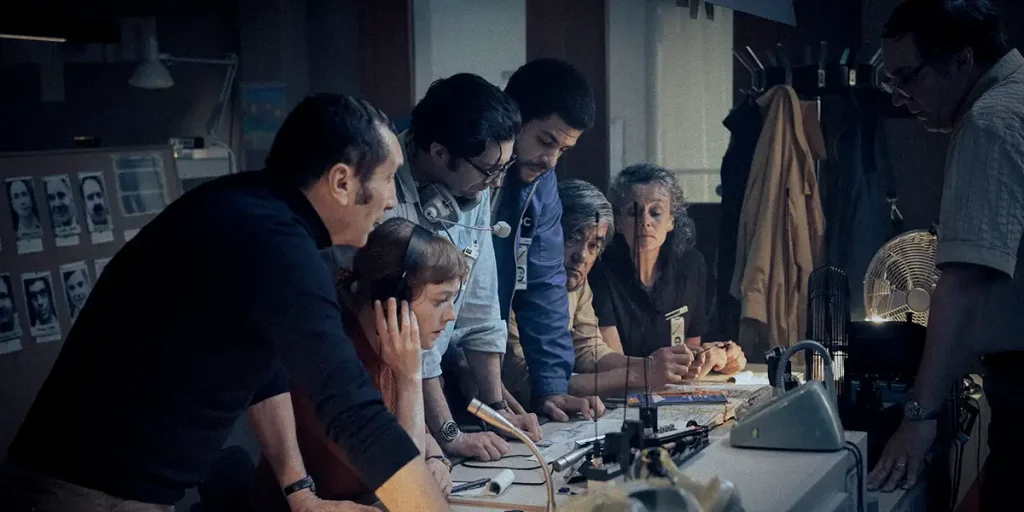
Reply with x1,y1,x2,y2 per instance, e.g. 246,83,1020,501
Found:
77,171,115,244
112,153,169,217
5,176,44,254
21,271,61,342
0,273,23,354
242,83,287,152
60,261,92,324
43,174,82,247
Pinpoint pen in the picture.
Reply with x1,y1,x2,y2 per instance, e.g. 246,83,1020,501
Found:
451,477,490,494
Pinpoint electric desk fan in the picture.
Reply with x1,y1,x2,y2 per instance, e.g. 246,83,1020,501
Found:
846,229,936,465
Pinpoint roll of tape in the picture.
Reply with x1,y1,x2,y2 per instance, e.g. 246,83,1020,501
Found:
487,469,516,496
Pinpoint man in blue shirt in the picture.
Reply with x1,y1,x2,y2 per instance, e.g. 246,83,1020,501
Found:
493,58,606,420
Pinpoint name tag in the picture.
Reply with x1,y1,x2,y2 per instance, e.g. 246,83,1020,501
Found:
463,239,480,277
515,237,531,290
665,306,688,347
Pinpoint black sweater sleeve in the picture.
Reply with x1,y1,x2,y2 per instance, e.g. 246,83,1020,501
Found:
235,221,419,490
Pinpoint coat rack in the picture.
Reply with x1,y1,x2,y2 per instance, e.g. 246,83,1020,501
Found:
734,42,887,97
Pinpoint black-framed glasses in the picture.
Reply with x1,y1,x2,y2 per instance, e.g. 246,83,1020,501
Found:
463,153,518,184
881,61,929,98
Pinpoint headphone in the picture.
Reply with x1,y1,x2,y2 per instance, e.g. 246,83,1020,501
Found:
417,183,482,230
395,223,435,302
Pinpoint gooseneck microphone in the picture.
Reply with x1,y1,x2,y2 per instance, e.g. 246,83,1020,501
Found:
467,399,554,512
435,218,513,238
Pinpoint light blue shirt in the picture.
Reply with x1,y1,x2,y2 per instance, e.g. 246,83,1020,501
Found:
322,132,506,378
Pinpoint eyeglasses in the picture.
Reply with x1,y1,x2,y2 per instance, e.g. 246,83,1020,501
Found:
463,153,518,184
880,61,929,99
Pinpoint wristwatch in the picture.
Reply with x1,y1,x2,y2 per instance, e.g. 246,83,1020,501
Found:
282,475,316,498
488,399,509,412
437,420,462,443
903,399,940,421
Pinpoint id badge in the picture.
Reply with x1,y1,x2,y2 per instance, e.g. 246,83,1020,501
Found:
515,237,531,290
665,306,688,347
463,239,481,276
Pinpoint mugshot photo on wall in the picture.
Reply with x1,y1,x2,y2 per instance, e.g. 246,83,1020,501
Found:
77,171,114,244
0,273,23,354
43,174,82,247
5,177,44,254
21,271,61,342
59,261,92,323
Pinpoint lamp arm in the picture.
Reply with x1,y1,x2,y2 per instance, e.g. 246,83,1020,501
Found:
161,55,238,66
467,399,554,512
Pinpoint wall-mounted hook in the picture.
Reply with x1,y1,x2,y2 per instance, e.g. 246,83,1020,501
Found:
818,41,828,88
776,43,792,85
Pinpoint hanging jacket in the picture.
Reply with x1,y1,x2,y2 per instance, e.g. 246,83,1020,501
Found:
715,95,764,341
823,92,901,320
731,85,826,349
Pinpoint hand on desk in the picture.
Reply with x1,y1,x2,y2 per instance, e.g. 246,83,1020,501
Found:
690,341,747,379
541,394,606,422
867,418,935,492
499,409,543,442
651,345,696,387
425,457,453,496
443,431,510,461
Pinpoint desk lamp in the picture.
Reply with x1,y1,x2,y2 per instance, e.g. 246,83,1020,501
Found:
129,37,238,172
468,399,554,511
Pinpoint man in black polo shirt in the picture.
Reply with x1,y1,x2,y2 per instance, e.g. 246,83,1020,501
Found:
0,94,447,512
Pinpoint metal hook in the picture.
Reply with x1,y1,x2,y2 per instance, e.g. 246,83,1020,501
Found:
818,41,828,88
776,43,792,86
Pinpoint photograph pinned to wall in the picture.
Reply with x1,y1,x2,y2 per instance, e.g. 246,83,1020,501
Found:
59,261,92,323
43,174,82,247
94,257,112,279
77,171,114,244
5,176,44,254
112,153,169,216
0,273,23,354
21,271,61,342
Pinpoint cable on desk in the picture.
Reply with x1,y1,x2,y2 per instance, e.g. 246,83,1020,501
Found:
843,440,864,512
454,453,543,471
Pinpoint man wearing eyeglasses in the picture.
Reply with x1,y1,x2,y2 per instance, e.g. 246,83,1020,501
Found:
869,1,1024,507
324,73,542,463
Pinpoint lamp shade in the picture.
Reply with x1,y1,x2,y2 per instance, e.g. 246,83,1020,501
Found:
130,36,174,89
130,60,174,89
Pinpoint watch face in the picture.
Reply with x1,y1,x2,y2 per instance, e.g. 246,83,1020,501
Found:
440,421,460,442
904,400,922,419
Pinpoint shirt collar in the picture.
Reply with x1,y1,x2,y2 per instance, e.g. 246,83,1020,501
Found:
957,49,1024,122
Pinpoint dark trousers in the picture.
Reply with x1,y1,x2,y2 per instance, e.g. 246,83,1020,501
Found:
0,464,173,512
980,351,1024,511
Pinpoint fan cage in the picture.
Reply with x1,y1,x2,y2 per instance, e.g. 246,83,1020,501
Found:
863,230,940,328
806,265,850,399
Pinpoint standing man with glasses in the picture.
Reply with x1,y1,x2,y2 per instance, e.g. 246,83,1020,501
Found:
325,74,541,462
868,2,1024,508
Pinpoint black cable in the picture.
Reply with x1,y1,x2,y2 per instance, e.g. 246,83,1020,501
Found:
843,441,865,512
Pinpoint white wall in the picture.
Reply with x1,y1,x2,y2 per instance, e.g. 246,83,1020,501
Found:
608,0,651,175
608,0,734,203
413,0,526,100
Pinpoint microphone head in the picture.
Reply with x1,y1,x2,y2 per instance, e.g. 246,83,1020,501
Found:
493,221,512,238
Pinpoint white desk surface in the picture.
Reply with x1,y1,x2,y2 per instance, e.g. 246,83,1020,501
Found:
449,370,918,512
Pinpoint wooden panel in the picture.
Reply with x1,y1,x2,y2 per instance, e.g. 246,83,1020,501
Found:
358,0,415,118
0,145,182,456
526,0,610,192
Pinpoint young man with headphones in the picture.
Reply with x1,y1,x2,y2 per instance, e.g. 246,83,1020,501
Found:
326,74,541,462
491,58,607,421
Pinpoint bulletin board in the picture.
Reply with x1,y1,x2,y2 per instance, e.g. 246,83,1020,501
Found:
0,145,182,455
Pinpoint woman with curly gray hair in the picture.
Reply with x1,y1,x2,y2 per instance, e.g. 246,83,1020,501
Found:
589,164,746,378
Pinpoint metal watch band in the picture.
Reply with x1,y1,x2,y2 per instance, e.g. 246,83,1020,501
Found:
904,399,940,421
438,420,461,443
282,475,316,497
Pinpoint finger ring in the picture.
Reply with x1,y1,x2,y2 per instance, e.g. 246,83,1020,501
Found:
895,462,907,468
